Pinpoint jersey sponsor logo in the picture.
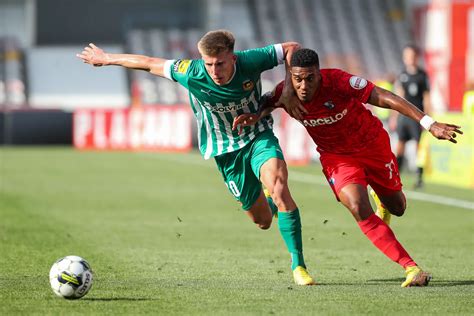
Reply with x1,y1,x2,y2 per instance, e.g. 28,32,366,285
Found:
323,101,335,109
349,76,368,90
209,102,247,112
173,59,191,74
299,108,348,127
202,91,258,113
242,80,254,91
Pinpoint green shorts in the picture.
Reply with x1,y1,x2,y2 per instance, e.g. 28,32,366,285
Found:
214,130,285,210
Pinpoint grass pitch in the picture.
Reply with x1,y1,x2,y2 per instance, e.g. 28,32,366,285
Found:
1,147,473,315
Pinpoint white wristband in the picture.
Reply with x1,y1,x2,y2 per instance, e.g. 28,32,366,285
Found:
420,115,435,131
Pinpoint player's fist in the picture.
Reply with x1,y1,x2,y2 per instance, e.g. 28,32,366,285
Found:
76,43,108,67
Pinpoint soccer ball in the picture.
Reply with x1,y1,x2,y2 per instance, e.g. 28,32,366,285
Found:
49,255,93,299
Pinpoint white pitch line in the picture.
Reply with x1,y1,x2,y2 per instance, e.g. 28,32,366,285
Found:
403,191,474,210
139,153,474,210
289,171,474,210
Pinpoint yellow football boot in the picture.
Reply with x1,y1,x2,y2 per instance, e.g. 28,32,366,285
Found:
401,266,432,288
263,188,271,198
263,188,278,218
293,266,316,286
370,189,391,225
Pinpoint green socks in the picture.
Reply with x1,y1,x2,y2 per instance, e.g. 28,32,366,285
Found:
278,208,306,270
266,195,306,270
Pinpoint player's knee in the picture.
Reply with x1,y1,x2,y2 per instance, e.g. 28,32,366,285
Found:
346,200,364,215
346,201,372,220
390,198,407,217
391,206,405,217
258,222,271,230
255,218,272,230
250,209,273,230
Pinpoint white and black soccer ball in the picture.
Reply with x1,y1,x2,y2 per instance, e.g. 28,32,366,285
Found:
49,255,93,299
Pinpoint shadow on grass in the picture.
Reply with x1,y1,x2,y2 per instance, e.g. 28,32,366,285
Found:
367,277,405,283
83,297,158,302
367,278,474,287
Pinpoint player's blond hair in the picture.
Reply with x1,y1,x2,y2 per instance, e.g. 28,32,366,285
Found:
197,30,235,56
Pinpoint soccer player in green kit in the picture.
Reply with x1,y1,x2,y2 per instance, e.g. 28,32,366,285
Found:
77,30,315,285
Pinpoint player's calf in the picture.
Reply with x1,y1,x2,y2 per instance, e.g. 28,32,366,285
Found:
247,193,274,230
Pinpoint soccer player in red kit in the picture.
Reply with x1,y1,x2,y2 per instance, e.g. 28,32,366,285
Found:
233,48,462,287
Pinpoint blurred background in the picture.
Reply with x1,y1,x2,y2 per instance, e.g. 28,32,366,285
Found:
0,0,472,188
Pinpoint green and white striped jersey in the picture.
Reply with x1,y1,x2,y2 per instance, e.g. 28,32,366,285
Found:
164,44,284,159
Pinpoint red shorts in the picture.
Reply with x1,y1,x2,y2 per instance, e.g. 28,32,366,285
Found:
320,132,402,201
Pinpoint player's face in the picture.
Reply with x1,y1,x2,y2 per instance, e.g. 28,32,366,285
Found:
403,47,418,67
290,66,320,103
202,50,237,86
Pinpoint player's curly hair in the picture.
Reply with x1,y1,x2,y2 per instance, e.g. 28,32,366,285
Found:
198,30,235,56
290,48,319,68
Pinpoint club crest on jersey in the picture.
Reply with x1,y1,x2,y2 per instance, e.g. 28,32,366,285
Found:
323,101,335,109
242,80,254,91
349,76,368,90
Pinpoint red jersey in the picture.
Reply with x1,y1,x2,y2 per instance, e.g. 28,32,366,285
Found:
271,69,386,154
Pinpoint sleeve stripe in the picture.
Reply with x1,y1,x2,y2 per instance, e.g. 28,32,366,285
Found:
163,59,176,80
274,44,284,64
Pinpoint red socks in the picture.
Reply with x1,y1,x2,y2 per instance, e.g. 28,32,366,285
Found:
358,213,416,268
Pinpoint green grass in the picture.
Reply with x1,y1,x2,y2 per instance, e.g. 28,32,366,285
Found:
1,147,473,315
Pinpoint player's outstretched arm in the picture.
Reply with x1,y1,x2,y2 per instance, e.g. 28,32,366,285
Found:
369,86,463,143
76,43,168,77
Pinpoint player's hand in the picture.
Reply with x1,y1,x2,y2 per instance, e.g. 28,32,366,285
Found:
76,43,108,67
275,85,307,120
429,122,463,143
232,114,259,135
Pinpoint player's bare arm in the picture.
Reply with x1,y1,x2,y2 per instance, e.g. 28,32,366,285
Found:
369,86,463,143
423,90,432,115
76,43,168,77
233,42,303,133
388,83,404,131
